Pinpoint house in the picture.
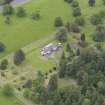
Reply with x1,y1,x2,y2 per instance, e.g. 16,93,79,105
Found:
41,43,62,58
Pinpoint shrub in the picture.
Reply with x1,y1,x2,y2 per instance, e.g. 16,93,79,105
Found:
47,74,58,92
0,42,5,52
72,7,81,17
93,25,105,42
95,43,102,50
74,16,85,26
49,70,53,73
71,0,79,8
31,11,41,20
14,49,25,65
81,33,86,42
76,48,80,56
45,72,48,76
53,67,57,71
16,7,26,17
65,22,71,32
0,59,8,70
99,10,105,18
3,84,14,96
70,23,81,33
103,0,105,5
93,30,105,42
1,72,5,77
96,24,105,32
54,17,63,27
64,0,73,3
23,89,30,98
5,16,11,24
88,0,95,6
23,80,32,88
3,4,13,16
56,27,68,42
90,14,102,25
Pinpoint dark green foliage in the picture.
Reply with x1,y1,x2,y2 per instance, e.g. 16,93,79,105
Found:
80,48,96,63
95,43,102,51
99,10,105,18
23,45,105,105
74,16,85,26
93,30,105,42
71,0,79,8
66,43,75,58
14,49,25,65
3,4,13,16
65,22,71,32
88,0,95,6
12,0,105,105
31,11,41,20
77,70,88,85
54,17,63,27
72,7,81,17
70,22,80,33
76,48,80,56
48,74,58,92
90,14,102,25
93,25,105,42
59,52,67,78
81,33,86,42
66,43,71,52
0,42,5,52
64,0,73,3
3,84,14,96
5,16,11,24
0,59,8,70
103,0,105,5
23,80,32,88
16,7,26,17
55,27,68,42
57,46,105,104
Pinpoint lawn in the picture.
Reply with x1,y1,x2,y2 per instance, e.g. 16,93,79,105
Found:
0,0,105,104
24,0,105,72
0,0,104,71
0,0,71,58
0,88,24,105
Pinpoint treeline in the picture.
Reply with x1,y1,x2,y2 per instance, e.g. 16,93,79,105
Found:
21,0,105,105
23,43,105,105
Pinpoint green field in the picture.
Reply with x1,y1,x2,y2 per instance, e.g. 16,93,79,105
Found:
0,0,104,76
0,88,24,105
0,0,71,58
0,0,104,66
0,0,105,104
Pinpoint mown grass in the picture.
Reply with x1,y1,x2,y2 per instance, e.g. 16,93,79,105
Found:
0,0,104,70
0,0,71,58
19,0,105,71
